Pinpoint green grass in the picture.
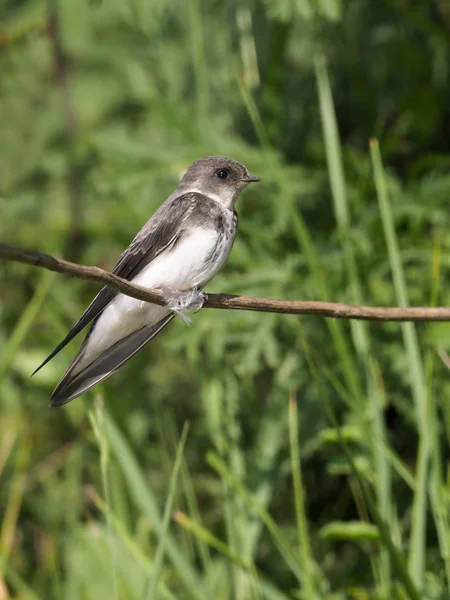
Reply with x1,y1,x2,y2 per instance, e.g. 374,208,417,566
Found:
288,394,318,599
1,1,450,599
370,140,429,590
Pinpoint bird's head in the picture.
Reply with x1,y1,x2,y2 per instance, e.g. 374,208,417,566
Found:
179,156,261,209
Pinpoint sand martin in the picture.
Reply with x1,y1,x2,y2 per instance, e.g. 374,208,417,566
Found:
34,156,260,406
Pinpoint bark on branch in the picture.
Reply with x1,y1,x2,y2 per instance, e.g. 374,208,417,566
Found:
1,243,449,322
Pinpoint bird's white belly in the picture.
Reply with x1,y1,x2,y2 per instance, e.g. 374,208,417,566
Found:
134,227,223,291
75,228,230,372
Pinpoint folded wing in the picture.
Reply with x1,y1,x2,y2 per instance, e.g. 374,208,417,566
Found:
33,192,205,375
49,313,175,406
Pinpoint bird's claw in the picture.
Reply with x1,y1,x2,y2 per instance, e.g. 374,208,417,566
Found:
159,287,206,325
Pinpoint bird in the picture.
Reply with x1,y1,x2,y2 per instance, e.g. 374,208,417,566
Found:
33,156,261,407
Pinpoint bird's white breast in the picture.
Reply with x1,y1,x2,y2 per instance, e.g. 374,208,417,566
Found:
74,227,232,373
134,227,223,290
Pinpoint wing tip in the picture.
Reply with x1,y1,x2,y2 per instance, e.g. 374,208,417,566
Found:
32,356,52,377
48,385,72,408
49,396,70,408
47,314,175,408
49,380,85,407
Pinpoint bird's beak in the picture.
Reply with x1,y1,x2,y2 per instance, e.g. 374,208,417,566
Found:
241,175,261,183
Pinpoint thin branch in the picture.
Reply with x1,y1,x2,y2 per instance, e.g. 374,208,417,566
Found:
1,242,450,322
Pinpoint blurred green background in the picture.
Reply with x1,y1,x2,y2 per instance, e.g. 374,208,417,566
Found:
1,0,450,598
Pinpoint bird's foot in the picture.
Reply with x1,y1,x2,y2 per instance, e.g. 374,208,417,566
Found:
159,287,206,325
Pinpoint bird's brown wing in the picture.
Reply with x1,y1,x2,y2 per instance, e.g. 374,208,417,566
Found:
33,192,205,375
49,313,175,406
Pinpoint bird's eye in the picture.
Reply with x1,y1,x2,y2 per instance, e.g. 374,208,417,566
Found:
216,169,229,180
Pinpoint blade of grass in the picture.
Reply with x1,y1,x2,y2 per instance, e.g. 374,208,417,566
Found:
369,361,393,595
337,430,421,600
370,139,429,588
427,350,450,592
311,58,395,590
103,411,208,600
87,486,177,600
315,57,392,595
222,376,253,600
237,74,272,151
164,411,211,574
288,393,319,599
155,410,195,565
314,54,348,226
173,511,291,600
370,140,426,422
240,387,288,561
0,437,31,567
299,325,419,599
145,421,190,600
320,360,415,492
90,397,119,600
173,510,251,571
0,556,43,600
206,451,304,584
314,53,371,367
236,7,260,90
0,270,54,379
62,444,84,600
426,240,450,593
238,75,363,410
325,416,421,600
187,0,209,124
0,418,19,479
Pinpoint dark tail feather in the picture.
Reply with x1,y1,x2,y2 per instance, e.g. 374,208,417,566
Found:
49,314,175,407
32,287,115,376
32,334,84,377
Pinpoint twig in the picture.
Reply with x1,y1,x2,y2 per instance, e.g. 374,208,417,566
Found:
1,242,450,322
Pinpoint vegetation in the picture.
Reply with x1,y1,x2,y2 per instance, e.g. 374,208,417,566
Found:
1,0,450,598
